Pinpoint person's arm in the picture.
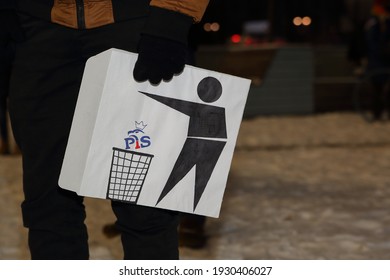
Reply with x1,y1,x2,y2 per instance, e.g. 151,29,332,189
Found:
133,0,209,85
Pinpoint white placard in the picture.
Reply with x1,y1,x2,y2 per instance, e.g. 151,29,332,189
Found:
59,49,250,217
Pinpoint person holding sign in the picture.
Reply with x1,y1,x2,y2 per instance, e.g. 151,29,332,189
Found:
6,0,209,260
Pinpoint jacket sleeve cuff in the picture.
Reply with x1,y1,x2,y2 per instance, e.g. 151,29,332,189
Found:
141,6,193,45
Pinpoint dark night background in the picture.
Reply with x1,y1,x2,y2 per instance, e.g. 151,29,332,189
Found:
196,0,373,46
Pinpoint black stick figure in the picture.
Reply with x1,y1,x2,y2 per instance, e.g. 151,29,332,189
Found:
139,77,227,211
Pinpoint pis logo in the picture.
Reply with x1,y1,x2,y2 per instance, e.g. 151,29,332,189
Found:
124,121,151,150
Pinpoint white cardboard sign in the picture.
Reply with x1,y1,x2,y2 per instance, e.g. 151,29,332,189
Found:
59,49,250,218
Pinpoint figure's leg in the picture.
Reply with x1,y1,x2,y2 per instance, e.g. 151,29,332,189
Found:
180,140,225,248
193,140,226,210
158,139,226,210
156,139,198,205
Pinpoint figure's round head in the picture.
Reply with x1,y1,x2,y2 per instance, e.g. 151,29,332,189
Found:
197,77,223,103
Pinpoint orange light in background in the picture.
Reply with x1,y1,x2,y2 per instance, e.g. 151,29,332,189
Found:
231,34,241,43
210,22,220,32
293,16,312,26
293,17,302,26
302,16,312,26
204,22,220,32
203,23,211,32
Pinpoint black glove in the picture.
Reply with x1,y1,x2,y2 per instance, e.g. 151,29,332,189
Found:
133,6,193,85
133,34,187,84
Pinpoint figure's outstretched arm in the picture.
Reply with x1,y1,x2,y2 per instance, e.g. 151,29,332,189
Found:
139,91,199,116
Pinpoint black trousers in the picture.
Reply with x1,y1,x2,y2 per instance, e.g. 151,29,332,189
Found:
9,14,179,260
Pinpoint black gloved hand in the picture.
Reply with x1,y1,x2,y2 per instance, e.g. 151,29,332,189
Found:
133,6,193,85
133,34,187,84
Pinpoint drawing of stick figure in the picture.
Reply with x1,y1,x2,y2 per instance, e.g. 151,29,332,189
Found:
139,77,227,211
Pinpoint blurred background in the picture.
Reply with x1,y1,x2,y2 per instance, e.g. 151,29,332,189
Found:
196,0,368,45
192,0,377,117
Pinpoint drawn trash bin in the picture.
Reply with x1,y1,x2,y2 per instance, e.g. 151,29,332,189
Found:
107,147,154,203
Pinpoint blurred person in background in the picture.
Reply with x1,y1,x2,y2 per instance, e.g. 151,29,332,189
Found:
364,0,390,120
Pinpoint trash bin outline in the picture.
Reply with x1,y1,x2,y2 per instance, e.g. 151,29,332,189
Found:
107,147,154,203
